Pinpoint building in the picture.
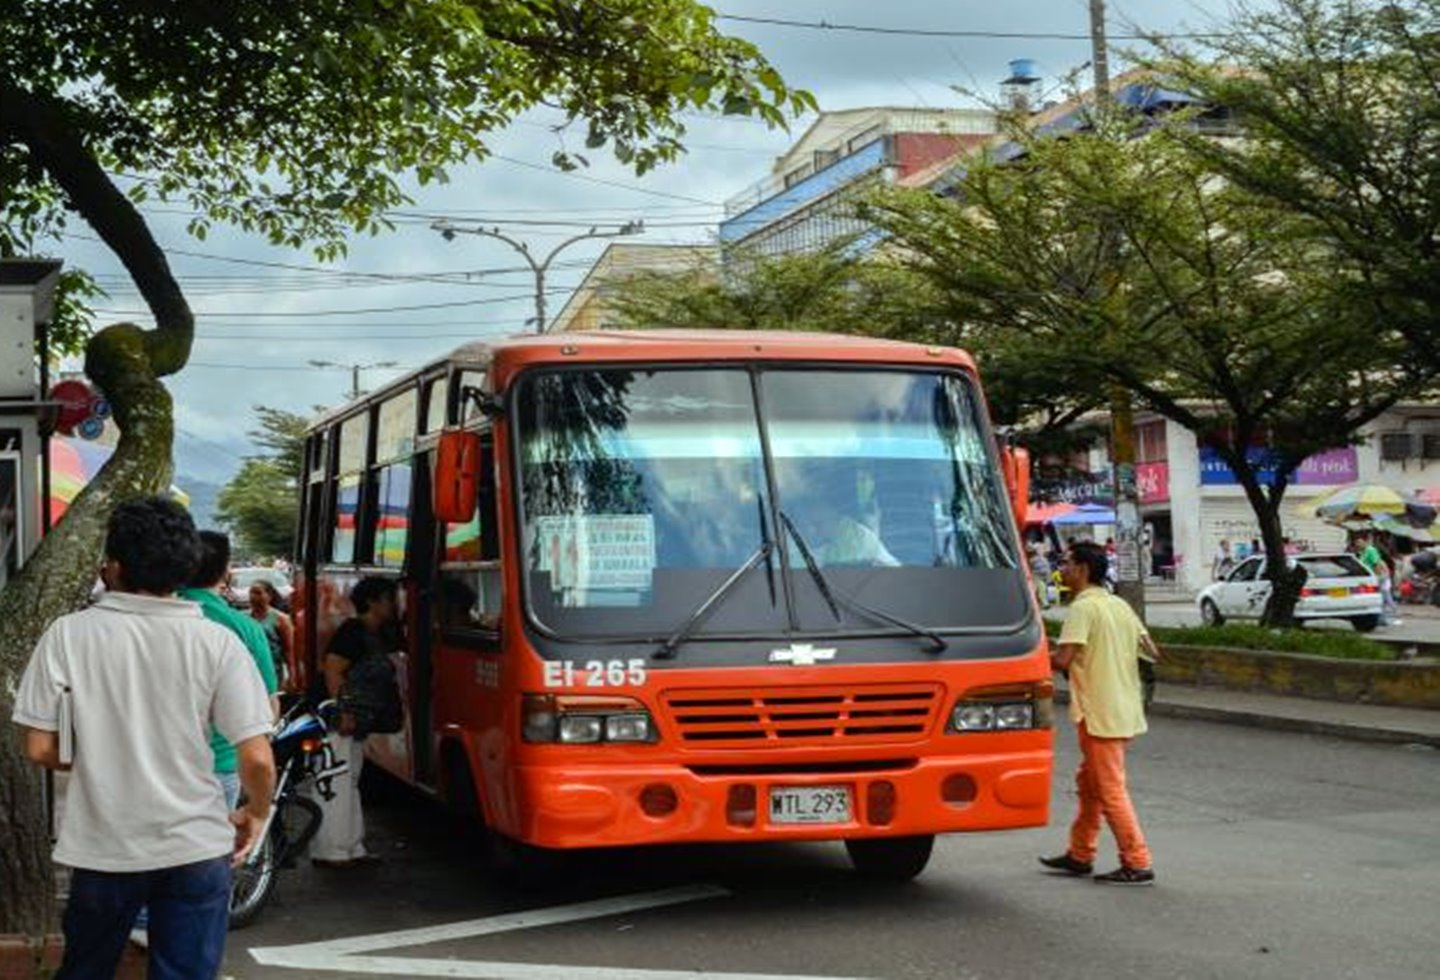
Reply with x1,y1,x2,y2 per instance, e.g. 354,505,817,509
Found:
0,260,63,594
1046,409,1440,593
549,243,717,334
719,107,996,259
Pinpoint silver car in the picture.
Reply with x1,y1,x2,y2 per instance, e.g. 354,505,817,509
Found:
1197,553,1383,632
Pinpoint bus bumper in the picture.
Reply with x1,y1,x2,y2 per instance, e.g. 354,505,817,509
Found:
510,748,1052,849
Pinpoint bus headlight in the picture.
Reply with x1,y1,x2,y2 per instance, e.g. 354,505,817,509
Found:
558,715,605,743
604,713,653,743
522,695,658,744
948,681,1053,733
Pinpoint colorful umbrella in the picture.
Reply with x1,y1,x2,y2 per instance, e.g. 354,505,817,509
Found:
47,437,189,521
1306,483,1434,526
1339,514,1437,543
1419,487,1440,506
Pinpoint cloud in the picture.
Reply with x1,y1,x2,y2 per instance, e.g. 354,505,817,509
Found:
48,0,1233,485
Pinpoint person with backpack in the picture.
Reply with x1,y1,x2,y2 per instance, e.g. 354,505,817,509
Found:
309,576,401,868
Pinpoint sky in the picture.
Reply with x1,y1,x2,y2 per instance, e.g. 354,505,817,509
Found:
50,0,1236,484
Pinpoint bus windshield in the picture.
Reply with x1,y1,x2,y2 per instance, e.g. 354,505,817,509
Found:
516,366,1027,642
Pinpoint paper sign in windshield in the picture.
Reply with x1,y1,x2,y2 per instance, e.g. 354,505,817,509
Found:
535,515,657,595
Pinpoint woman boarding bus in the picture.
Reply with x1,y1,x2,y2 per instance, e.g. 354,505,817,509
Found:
294,330,1051,880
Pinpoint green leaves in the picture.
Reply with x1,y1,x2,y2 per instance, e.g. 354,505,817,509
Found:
4,0,810,271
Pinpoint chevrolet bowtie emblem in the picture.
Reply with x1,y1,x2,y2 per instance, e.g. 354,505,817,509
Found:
769,643,837,666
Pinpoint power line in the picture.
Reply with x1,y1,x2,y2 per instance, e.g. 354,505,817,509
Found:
489,154,720,205
188,362,419,372
716,12,1227,41
91,288,574,319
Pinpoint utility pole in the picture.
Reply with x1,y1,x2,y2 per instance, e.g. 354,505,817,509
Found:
1089,0,1146,613
433,220,644,333
308,359,399,400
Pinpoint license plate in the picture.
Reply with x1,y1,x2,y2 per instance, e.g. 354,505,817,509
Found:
768,786,851,825
1327,588,1349,598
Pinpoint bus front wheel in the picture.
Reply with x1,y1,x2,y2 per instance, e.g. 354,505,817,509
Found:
844,834,934,882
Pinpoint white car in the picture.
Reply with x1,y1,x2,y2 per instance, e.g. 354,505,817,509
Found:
226,566,293,610
1197,553,1383,632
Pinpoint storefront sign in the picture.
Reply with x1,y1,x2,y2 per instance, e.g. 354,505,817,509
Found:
1030,469,1114,506
1137,462,1169,504
1198,447,1357,487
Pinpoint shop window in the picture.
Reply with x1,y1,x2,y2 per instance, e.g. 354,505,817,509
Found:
370,463,413,569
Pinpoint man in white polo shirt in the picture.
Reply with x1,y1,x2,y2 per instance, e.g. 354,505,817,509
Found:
13,497,276,979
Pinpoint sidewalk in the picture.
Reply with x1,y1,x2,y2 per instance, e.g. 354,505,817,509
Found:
1145,684,1440,747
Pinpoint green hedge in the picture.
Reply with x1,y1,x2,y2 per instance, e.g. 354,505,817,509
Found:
1043,619,1395,661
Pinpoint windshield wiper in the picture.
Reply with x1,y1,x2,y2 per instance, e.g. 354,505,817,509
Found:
778,510,948,653
653,496,777,661
652,540,774,660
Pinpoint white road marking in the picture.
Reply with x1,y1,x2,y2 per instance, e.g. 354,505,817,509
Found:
248,884,874,980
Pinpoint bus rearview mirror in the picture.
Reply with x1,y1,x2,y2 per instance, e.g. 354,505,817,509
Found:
1001,445,1029,529
434,430,482,523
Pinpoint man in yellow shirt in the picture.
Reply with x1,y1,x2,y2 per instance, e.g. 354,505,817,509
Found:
1040,542,1162,885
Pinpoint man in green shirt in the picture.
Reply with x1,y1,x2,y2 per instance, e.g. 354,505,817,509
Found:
179,531,279,807
1356,533,1384,573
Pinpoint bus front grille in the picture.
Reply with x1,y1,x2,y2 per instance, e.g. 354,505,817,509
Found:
661,684,943,747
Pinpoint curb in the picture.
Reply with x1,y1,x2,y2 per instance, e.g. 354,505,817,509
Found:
1145,699,1440,748
1055,688,1440,748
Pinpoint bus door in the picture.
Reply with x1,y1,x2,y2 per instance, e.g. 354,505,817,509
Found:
405,450,439,790
431,430,505,811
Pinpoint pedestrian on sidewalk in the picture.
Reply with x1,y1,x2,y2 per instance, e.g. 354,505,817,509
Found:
1039,541,1162,886
308,576,400,868
1212,538,1233,580
130,530,280,947
12,497,275,979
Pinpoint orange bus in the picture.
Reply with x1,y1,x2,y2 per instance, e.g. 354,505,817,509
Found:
295,330,1051,879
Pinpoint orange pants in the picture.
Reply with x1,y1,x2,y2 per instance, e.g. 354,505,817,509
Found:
1068,721,1152,870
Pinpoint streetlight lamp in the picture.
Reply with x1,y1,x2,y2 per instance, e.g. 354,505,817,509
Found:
307,359,399,400
433,219,644,332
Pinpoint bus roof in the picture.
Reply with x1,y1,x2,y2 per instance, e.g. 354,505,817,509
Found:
306,329,978,431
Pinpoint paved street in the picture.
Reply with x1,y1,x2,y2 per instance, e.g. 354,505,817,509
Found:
222,716,1440,980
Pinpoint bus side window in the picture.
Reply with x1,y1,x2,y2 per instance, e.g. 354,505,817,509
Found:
436,433,501,637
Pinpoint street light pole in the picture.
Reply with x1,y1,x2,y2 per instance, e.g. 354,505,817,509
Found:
433,220,644,332
307,359,399,400
1088,0,1146,612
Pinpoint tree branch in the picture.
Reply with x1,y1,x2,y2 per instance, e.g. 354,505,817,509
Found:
0,81,192,374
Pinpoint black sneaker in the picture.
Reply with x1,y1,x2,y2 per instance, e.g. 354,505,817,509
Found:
1038,853,1093,876
1093,865,1155,886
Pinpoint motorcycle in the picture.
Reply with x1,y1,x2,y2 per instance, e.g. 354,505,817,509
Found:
229,697,346,928
1399,550,1440,606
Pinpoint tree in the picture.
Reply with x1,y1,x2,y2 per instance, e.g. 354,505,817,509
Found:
217,407,311,559
0,0,810,934
606,244,1100,448
867,116,1438,626
1166,0,1440,374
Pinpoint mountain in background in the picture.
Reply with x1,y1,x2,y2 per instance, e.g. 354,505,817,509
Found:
178,476,223,530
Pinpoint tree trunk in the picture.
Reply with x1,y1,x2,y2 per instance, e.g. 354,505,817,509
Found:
1244,484,1302,629
0,323,176,934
